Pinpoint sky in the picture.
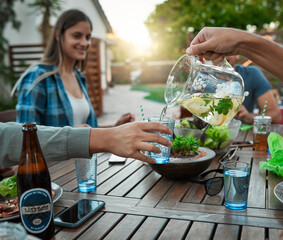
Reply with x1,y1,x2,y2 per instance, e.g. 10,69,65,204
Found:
99,0,165,47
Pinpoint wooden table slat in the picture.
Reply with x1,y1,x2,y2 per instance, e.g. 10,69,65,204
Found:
185,222,215,240
103,214,145,240
130,216,167,240
158,219,191,240
241,226,265,240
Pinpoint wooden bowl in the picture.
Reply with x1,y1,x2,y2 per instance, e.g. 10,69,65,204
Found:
149,147,216,180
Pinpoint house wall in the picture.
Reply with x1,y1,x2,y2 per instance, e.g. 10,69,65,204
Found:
3,0,109,90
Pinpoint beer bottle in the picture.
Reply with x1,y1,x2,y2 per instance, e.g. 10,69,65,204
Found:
17,122,54,239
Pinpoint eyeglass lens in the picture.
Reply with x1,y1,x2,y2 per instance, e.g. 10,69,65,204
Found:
205,177,223,196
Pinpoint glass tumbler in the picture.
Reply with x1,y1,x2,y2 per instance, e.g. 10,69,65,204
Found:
253,116,271,151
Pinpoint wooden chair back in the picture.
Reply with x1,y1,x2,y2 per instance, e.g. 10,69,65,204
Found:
83,38,103,116
8,44,45,75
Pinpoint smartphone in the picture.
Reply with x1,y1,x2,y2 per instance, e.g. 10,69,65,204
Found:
54,199,105,228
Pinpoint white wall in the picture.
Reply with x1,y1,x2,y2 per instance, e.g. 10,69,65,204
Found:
4,0,42,45
4,0,109,90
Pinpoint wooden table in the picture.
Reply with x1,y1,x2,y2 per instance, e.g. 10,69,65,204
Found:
49,128,283,240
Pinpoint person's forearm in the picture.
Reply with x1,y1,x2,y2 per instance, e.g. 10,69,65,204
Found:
89,128,107,153
238,31,283,80
0,123,91,168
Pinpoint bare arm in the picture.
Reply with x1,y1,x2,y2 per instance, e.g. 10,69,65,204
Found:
236,91,282,124
187,27,283,80
256,91,282,124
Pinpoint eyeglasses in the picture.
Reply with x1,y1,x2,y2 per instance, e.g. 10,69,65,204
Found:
190,169,224,196
190,147,239,196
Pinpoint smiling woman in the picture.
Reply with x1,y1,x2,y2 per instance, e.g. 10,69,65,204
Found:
14,9,134,129
14,9,98,128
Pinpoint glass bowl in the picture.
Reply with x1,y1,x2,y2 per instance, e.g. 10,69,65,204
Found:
174,118,241,153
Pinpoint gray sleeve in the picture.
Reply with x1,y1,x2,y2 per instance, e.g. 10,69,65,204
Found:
0,122,91,168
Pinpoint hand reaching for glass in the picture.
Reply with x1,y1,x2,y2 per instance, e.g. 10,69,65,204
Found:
89,121,172,164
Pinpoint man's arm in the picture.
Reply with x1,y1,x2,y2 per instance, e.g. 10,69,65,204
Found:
187,27,283,80
0,122,91,168
0,122,172,168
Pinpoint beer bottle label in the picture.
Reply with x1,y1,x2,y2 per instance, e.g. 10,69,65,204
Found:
20,188,53,234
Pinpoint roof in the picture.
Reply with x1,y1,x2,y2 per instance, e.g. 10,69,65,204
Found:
91,0,113,33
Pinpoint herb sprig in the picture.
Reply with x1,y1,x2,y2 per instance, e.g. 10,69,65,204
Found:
171,135,199,156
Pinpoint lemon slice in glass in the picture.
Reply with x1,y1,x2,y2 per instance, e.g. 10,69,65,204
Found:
182,97,210,115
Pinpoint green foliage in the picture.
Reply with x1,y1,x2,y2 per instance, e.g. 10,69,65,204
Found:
28,0,63,44
202,125,230,149
28,0,63,15
0,176,17,198
172,135,199,155
0,0,23,87
176,118,197,129
131,84,166,103
145,0,282,60
214,98,233,115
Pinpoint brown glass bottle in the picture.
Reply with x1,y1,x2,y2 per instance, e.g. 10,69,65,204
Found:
17,122,54,239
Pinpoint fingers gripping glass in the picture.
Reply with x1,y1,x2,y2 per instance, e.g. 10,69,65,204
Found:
190,169,224,196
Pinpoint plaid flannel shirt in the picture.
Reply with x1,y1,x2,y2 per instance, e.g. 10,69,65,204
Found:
16,65,97,128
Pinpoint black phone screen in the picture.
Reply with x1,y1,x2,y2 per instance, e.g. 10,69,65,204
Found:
55,199,105,224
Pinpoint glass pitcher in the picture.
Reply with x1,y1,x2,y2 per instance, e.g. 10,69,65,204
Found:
164,55,245,126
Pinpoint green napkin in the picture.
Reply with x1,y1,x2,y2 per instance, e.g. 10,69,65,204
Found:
259,132,283,177
240,124,253,131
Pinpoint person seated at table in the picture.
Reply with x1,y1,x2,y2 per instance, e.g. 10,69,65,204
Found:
225,55,282,124
0,121,172,167
13,9,134,128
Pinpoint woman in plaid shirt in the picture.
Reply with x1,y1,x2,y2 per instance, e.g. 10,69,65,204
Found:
14,9,134,128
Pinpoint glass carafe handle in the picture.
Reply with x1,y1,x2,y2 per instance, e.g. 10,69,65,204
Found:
221,58,234,71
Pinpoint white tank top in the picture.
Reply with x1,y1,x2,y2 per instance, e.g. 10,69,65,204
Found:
66,91,90,126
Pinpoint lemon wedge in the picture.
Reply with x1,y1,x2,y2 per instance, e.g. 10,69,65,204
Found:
181,97,210,115
207,112,224,126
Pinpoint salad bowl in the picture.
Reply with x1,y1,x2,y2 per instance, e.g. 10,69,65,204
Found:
174,118,241,153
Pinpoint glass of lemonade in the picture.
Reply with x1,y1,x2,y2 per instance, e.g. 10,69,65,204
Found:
163,55,245,126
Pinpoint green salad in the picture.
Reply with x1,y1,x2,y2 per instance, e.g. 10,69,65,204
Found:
176,118,233,151
202,125,230,150
0,175,17,198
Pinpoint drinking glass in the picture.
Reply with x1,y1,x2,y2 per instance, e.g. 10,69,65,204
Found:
0,222,27,240
164,55,245,126
147,116,175,164
253,116,272,151
75,154,97,192
223,161,251,210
